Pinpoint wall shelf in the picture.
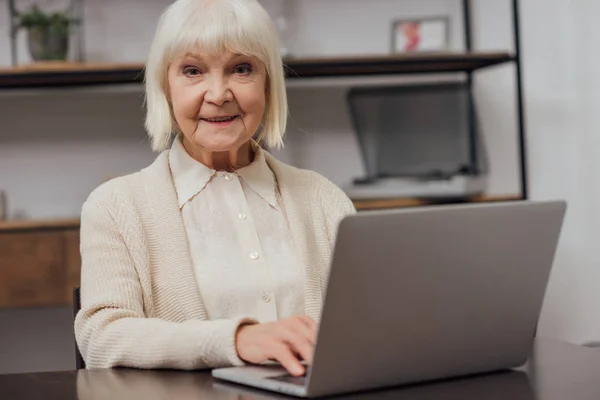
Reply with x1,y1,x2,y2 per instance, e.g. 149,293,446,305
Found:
284,52,514,78
0,218,80,233
0,52,514,89
0,62,144,89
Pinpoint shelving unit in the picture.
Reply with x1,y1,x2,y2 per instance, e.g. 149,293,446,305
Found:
0,0,528,200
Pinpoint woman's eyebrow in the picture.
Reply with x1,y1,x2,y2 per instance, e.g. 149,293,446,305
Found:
181,52,203,60
179,53,251,64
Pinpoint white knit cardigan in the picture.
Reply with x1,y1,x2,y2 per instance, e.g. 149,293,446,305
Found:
74,149,356,370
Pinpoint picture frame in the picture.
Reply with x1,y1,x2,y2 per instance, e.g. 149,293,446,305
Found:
391,17,450,53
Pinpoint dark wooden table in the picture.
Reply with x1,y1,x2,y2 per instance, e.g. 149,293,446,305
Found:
2,338,600,399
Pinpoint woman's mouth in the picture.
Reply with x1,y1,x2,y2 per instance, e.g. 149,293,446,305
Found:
201,115,239,126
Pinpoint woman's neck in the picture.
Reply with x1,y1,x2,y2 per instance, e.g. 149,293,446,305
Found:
182,138,254,172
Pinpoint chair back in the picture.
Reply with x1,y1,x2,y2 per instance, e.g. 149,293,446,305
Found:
73,287,86,369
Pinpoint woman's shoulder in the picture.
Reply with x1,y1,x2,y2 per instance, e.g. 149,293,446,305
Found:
265,152,332,188
83,152,169,211
85,174,135,207
264,152,356,213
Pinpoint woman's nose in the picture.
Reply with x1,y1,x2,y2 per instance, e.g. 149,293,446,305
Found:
204,75,233,106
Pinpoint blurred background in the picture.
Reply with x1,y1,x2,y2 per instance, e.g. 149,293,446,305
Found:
1,0,599,374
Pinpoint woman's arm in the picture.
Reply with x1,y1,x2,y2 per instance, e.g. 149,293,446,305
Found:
74,194,254,370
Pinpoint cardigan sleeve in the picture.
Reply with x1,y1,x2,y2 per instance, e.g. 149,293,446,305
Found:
74,194,255,370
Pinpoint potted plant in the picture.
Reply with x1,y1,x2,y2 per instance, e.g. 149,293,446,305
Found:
17,5,78,62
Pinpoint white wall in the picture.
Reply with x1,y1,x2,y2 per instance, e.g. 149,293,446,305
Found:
519,0,600,345
0,87,155,219
471,0,600,346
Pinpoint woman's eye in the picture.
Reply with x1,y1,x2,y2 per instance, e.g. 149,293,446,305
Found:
183,66,201,76
234,64,252,75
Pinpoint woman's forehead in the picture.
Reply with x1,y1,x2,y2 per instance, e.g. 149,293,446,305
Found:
179,49,254,61
167,47,265,69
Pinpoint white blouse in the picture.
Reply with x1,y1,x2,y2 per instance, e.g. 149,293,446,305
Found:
169,137,305,323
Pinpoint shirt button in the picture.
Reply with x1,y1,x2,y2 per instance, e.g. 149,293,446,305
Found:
262,292,271,303
225,173,233,181
249,251,259,260
238,213,247,220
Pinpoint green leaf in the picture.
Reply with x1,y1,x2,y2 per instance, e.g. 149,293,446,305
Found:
17,4,77,33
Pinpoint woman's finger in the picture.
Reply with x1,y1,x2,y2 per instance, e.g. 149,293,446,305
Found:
277,326,314,364
289,335,314,364
270,343,305,376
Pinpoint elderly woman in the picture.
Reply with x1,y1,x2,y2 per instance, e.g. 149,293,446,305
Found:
74,0,355,377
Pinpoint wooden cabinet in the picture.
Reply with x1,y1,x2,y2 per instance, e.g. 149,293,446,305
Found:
0,220,81,309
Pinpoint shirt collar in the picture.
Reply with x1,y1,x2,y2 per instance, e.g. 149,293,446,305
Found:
237,142,279,210
169,135,215,209
169,136,278,210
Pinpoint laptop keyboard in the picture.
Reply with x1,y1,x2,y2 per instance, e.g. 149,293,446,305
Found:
268,373,307,386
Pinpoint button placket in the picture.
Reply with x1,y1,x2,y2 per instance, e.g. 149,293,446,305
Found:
232,180,277,320
262,292,271,303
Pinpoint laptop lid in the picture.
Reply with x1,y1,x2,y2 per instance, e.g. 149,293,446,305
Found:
306,200,566,397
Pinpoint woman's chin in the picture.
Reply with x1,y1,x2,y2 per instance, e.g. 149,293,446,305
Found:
191,134,250,153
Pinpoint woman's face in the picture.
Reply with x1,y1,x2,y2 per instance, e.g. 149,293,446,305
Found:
167,49,267,154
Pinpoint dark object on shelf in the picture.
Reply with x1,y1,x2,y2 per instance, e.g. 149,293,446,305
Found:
348,83,480,183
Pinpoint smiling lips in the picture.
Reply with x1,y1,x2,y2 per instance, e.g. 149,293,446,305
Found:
203,116,237,122
200,115,239,127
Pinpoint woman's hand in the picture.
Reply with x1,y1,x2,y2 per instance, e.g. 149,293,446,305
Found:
235,316,318,376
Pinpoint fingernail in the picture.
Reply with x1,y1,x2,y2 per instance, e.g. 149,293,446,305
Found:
294,366,304,376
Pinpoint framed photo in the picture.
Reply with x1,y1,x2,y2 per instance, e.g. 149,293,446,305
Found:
391,17,450,53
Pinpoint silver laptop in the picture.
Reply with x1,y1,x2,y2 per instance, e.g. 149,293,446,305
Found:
212,200,566,398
